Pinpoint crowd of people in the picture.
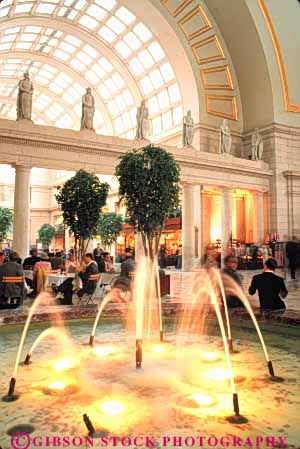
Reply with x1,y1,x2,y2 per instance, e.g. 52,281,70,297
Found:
0,245,136,307
0,235,298,311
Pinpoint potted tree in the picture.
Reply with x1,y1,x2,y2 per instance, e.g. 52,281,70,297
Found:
37,224,55,251
115,144,180,295
55,169,109,260
0,207,13,247
96,212,123,256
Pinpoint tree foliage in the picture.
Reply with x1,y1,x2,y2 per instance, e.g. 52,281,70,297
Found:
38,223,55,248
55,169,109,259
96,212,123,250
115,145,180,259
0,207,13,242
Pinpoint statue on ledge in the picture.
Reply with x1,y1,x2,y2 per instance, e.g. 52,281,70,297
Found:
81,87,95,131
17,72,33,121
219,119,232,155
251,128,264,160
182,110,194,147
135,100,149,139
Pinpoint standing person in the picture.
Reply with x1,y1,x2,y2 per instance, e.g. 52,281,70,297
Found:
248,258,288,310
93,244,103,271
286,236,299,280
158,246,168,269
222,256,243,307
176,245,182,269
120,248,135,279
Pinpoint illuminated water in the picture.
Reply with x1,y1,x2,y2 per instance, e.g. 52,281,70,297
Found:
0,319,299,448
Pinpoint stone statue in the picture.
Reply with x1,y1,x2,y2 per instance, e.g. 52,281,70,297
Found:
17,72,33,121
251,128,264,160
219,119,232,154
135,100,149,139
182,110,194,147
81,87,95,131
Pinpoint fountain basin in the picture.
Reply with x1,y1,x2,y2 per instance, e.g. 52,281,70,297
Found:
0,317,299,448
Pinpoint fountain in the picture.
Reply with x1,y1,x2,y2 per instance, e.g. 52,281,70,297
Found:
3,292,56,401
1,256,297,448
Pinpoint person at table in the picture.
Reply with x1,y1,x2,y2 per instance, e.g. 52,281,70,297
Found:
98,252,115,274
50,251,65,271
33,252,52,294
65,254,80,274
23,249,40,270
54,253,98,305
120,248,135,279
23,249,40,296
0,251,25,306
248,258,288,311
221,256,243,308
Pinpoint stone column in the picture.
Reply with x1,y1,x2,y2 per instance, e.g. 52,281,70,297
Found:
254,191,265,244
221,188,233,267
193,185,203,261
12,164,31,260
182,183,195,271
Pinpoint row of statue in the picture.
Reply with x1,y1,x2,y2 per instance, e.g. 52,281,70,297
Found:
16,72,263,160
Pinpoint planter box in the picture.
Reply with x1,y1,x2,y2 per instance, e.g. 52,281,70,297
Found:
160,274,170,296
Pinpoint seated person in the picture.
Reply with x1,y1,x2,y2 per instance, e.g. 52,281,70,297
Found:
221,256,243,307
50,251,65,271
64,254,80,274
120,248,135,279
54,253,98,305
33,253,52,294
98,252,115,274
23,249,40,270
23,249,41,296
248,258,288,310
0,251,25,306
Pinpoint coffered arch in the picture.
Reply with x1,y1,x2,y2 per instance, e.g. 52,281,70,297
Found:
0,0,197,139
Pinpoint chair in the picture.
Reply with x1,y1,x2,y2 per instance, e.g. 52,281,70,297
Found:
98,273,118,300
1,276,25,305
77,274,102,306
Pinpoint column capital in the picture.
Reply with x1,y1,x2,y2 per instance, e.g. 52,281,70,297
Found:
12,162,32,171
181,182,195,190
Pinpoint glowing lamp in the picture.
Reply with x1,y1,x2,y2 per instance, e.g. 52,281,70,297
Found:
48,381,66,390
94,346,114,357
201,352,220,362
53,359,74,371
100,400,125,417
190,393,216,407
206,368,231,381
152,345,164,354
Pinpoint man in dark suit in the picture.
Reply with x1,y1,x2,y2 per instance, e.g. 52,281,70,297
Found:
54,253,98,305
248,258,287,310
286,236,299,280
